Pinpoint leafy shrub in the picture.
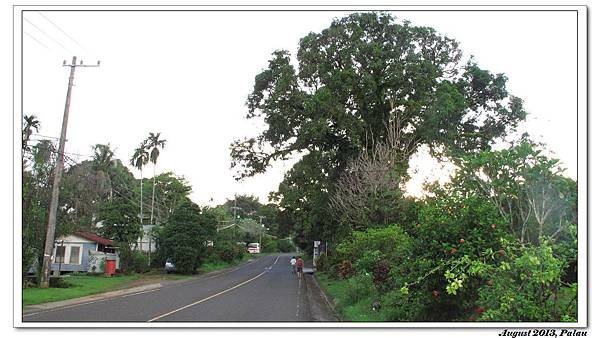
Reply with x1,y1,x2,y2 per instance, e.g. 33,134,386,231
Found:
214,242,245,263
276,239,295,252
340,274,375,306
173,246,200,274
49,277,71,288
338,260,354,279
316,253,330,271
262,237,278,253
116,244,134,274
335,226,412,268
475,243,575,321
372,260,391,292
157,200,216,274
130,251,151,273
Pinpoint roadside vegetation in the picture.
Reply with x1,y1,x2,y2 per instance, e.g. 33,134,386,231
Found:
22,11,578,322
23,274,139,306
22,122,294,290
231,12,578,322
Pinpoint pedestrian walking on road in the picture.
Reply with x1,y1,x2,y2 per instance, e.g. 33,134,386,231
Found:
295,256,304,279
290,256,297,274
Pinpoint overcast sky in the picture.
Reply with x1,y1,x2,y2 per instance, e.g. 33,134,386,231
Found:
21,9,578,206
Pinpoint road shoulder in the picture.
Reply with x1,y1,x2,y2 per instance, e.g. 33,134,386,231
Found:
304,270,340,321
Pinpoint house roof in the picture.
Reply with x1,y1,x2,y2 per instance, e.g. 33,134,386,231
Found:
76,232,113,246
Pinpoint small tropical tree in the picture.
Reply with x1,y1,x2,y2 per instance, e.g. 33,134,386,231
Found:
145,132,166,225
22,114,40,152
92,144,115,172
130,141,149,226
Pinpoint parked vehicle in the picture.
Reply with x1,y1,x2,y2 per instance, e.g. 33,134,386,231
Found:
164,258,176,274
247,242,260,254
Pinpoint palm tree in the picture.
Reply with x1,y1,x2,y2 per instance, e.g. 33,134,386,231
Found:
130,140,149,226
92,144,115,171
145,132,166,226
23,114,40,151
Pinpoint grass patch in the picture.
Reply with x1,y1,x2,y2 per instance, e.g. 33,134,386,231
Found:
316,273,385,322
199,253,266,274
23,274,139,306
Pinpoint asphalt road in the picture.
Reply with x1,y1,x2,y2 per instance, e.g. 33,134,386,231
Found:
23,254,314,322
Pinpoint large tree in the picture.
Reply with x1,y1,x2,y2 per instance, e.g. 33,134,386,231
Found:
231,12,526,248
59,144,116,231
157,200,216,274
223,194,262,219
22,139,55,281
140,172,192,225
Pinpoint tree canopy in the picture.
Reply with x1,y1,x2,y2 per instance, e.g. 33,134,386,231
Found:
157,200,216,274
231,12,526,248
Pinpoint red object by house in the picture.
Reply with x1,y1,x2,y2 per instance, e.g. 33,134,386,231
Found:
105,259,116,277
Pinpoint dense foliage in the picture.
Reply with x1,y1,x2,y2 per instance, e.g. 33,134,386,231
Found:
318,140,577,322
156,200,217,274
231,12,526,251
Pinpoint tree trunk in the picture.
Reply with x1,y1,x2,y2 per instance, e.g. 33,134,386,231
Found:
139,166,143,226
150,164,156,225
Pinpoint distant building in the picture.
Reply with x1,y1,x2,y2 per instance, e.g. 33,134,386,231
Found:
138,224,157,253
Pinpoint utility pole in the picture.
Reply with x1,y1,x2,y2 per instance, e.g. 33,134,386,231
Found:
230,195,242,242
258,215,265,251
39,56,100,288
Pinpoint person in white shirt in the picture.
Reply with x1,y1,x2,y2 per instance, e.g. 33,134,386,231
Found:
290,256,297,274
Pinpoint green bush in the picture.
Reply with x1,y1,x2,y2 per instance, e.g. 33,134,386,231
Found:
338,260,354,279
475,243,575,321
335,225,413,266
262,237,278,253
130,251,151,273
49,277,71,288
276,239,294,252
215,242,245,263
116,245,134,274
173,246,201,274
315,253,330,271
156,200,216,275
340,274,375,306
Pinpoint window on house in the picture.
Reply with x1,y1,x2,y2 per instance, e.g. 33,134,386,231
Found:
69,246,81,265
55,246,66,263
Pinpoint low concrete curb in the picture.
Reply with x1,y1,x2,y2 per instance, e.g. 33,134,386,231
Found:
23,283,162,315
305,271,341,322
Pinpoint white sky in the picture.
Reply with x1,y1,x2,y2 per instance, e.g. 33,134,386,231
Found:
20,9,578,206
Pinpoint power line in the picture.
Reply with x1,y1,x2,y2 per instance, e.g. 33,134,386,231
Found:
61,154,155,212
24,31,49,49
35,144,175,220
31,133,61,140
23,16,72,54
37,12,86,52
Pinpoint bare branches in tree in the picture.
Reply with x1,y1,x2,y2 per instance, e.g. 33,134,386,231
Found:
330,113,420,229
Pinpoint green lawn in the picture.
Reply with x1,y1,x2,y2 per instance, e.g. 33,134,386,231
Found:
23,274,139,306
315,273,385,322
199,253,267,274
23,253,277,307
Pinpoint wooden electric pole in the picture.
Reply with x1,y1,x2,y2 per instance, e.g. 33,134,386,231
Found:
39,56,100,288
